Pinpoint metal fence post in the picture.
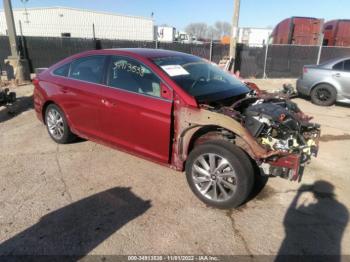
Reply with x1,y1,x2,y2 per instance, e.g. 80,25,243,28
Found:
316,33,324,65
263,43,269,78
155,39,159,49
209,40,213,62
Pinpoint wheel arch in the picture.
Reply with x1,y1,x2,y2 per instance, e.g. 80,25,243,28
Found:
172,107,275,171
42,100,55,124
42,101,72,128
311,81,338,95
182,125,258,168
187,125,235,156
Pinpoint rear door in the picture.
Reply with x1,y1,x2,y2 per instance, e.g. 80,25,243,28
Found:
98,55,173,163
55,55,107,138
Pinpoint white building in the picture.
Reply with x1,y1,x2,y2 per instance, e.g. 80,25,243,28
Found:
156,26,176,42
0,7,154,41
238,27,273,47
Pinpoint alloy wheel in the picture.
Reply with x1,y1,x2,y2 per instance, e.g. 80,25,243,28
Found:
316,88,331,102
191,153,237,202
46,108,65,140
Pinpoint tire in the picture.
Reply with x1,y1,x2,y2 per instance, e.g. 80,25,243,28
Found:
247,161,269,202
45,104,76,144
185,140,254,209
310,84,337,106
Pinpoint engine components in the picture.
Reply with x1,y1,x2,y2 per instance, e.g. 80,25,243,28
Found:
205,95,320,181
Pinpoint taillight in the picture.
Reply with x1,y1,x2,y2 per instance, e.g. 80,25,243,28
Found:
32,78,40,87
303,67,308,74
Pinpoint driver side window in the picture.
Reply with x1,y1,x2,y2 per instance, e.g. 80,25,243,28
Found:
107,56,161,98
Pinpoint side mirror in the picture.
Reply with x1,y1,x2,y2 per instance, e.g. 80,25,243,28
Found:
160,82,173,100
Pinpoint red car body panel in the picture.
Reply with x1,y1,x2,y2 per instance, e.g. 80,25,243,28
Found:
34,49,319,180
34,49,197,167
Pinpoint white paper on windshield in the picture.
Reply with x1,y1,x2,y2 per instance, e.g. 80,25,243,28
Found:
161,65,190,77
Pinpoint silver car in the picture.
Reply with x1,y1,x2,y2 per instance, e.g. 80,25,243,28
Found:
297,57,350,106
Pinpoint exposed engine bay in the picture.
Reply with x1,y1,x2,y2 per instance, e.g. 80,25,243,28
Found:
201,88,320,182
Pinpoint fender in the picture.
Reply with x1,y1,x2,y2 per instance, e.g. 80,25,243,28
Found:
171,104,281,171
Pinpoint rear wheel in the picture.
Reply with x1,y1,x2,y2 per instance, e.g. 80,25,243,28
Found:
185,140,254,209
45,104,76,144
311,84,337,106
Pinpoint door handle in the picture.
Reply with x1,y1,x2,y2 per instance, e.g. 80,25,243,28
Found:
61,87,69,93
101,99,117,108
333,73,341,78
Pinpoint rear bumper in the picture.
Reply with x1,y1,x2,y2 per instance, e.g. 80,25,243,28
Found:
33,87,44,123
296,78,311,96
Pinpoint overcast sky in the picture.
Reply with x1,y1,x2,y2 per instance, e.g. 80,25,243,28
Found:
1,0,349,30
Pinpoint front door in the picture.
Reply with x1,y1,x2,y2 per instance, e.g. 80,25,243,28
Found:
99,56,173,163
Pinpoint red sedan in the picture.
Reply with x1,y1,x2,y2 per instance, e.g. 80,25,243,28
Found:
34,49,320,208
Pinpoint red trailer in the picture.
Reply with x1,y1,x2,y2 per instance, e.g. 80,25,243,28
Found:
271,17,323,45
323,20,350,47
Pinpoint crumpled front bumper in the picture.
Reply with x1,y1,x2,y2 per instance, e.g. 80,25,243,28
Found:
262,129,320,182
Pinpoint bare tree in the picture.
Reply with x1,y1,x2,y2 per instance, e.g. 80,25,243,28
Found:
184,21,232,40
214,21,232,38
206,26,220,40
185,23,208,39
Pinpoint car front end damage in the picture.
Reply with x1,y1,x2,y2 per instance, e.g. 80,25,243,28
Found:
172,90,320,182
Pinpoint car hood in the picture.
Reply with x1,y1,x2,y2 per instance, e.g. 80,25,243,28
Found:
195,83,250,104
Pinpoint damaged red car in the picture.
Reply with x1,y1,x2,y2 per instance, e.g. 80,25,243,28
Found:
33,49,320,209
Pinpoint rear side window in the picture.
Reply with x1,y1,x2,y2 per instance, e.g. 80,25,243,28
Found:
53,63,70,77
333,62,344,71
344,60,350,72
107,56,161,98
69,56,106,84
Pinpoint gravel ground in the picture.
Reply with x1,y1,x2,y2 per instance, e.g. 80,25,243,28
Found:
0,80,349,258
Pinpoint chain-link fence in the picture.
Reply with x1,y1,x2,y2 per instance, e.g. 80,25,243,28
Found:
0,35,229,73
236,44,350,78
0,36,10,70
3,34,350,78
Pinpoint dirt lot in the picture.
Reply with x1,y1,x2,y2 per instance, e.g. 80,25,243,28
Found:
0,80,349,258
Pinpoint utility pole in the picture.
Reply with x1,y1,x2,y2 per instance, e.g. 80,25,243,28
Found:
3,0,30,82
3,0,19,58
316,19,325,65
229,0,240,72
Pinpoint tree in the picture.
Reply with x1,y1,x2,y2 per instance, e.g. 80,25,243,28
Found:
185,23,208,39
214,21,232,38
206,26,220,40
184,21,232,40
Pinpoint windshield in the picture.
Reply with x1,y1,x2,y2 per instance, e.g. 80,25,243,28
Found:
152,55,250,102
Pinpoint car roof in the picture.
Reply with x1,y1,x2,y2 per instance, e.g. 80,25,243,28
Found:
318,56,350,68
106,48,195,59
60,48,200,66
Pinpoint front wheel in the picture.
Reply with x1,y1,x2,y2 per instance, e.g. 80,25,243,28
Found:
185,140,254,209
